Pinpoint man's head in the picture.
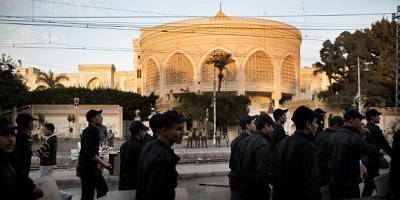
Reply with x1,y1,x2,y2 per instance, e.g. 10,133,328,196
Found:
255,114,277,136
240,115,256,133
314,108,326,121
343,109,366,130
292,106,320,136
85,109,103,127
129,120,149,140
273,108,288,125
366,109,382,124
0,117,17,153
43,123,55,136
16,113,37,134
329,116,344,132
157,111,188,147
149,113,161,136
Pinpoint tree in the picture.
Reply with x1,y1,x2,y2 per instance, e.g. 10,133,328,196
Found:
0,54,29,113
315,18,396,109
35,70,69,90
175,92,250,137
205,53,235,92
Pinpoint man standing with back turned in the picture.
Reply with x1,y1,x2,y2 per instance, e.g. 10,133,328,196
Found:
273,106,321,200
76,109,112,200
136,111,187,200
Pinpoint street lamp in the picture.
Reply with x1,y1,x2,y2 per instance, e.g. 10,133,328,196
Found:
357,57,370,112
73,98,79,138
213,53,221,145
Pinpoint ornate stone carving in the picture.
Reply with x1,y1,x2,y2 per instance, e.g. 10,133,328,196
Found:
165,53,194,85
245,50,274,83
282,56,295,87
145,59,159,92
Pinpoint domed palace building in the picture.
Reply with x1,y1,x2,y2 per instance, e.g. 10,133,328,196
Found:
133,10,302,114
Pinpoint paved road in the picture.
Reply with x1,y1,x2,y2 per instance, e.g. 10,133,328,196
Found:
60,175,229,200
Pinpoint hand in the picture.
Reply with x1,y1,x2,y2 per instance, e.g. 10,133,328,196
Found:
33,186,44,198
104,164,113,171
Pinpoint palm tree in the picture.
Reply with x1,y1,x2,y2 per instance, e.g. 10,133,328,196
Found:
35,70,69,90
205,53,235,92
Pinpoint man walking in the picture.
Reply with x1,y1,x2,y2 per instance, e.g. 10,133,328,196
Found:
270,108,288,151
119,121,147,190
229,114,256,196
136,111,187,200
13,113,43,199
76,109,112,200
233,114,276,200
273,106,321,200
328,109,378,200
1,117,40,200
361,109,393,197
37,123,72,200
315,116,344,199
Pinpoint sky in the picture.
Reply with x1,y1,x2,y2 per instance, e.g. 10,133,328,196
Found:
0,0,398,73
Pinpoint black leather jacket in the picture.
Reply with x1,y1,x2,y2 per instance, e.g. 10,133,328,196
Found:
233,131,271,200
328,125,378,186
119,137,144,190
136,139,180,200
77,124,101,176
315,128,334,186
273,131,321,200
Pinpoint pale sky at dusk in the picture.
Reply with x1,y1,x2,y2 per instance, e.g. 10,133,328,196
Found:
0,0,398,73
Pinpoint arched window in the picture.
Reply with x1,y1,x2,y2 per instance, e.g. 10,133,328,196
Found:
87,78,103,89
145,59,159,92
201,49,236,83
245,50,274,83
282,56,295,87
165,53,193,85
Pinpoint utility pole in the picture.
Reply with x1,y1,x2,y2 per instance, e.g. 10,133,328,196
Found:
393,6,400,131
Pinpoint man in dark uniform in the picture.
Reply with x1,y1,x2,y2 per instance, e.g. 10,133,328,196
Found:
273,106,321,200
229,114,256,197
314,108,327,135
76,109,112,200
328,109,378,200
119,121,147,190
0,117,39,200
361,109,393,197
234,114,276,200
136,111,188,200
315,116,344,199
13,113,43,199
270,108,288,151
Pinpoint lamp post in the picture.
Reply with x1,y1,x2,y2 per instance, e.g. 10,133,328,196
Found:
357,57,370,112
73,98,79,138
213,53,221,145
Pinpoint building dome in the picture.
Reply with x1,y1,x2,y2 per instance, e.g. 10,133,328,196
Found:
133,10,302,114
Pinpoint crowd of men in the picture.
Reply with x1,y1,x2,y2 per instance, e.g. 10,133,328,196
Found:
229,106,399,200
1,105,399,200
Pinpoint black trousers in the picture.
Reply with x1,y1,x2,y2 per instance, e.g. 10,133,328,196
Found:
362,162,379,197
78,168,108,200
329,182,359,200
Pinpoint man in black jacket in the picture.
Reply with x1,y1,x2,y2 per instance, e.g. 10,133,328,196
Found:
315,116,343,199
76,109,112,200
273,106,321,200
361,108,392,197
13,113,43,199
0,117,36,200
233,113,276,200
229,114,256,197
328,109,378,200
119,120,147,190
136,111,187,200
270,108,288,151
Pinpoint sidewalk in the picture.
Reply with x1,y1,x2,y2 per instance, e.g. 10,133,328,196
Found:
29,163,230,188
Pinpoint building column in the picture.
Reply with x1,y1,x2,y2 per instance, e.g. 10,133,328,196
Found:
237,63,245,95
271,92,282,109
